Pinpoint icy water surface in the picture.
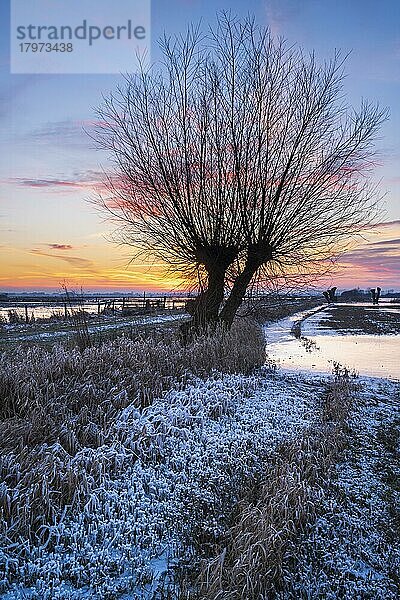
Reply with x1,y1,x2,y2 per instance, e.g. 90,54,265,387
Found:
265,304,400,380
0,297,187,321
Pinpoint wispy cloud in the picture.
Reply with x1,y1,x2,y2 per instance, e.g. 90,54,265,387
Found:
372,219,400,228
6,170,103,192
11,178,83,189
338,230,400,287
30,248,94,270
371,237,400,247
20,119,99,149
265,0,308,36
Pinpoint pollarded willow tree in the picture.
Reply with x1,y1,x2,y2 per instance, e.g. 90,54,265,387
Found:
94,14,386,329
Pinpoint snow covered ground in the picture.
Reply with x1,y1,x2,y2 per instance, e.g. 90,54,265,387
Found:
287,375,400,599
0,313,186,345
0,369,323,599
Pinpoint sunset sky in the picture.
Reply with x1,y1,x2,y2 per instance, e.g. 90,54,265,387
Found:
0,0,399,293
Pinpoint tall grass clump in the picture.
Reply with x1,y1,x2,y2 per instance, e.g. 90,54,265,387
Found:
62,286,92,349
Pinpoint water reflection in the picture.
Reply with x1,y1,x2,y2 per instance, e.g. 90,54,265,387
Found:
0,298,187,322
265,306,400,380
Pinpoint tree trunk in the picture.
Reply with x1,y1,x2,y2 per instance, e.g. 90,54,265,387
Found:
204,266,226,323
181,265,227,340
219,263,258,328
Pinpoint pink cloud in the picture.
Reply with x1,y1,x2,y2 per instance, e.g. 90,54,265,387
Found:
334,222,400,288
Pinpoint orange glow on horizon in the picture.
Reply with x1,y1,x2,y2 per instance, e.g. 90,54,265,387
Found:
1,220,399,293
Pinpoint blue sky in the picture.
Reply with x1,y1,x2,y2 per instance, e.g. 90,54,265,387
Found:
0,0,399,291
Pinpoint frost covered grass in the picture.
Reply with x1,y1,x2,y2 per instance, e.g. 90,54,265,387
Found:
2,306,396,599
0,319,281,598
192,364,357,599
285,376,400,599
0,311,186,350
191,368,400,600
0,370,317,599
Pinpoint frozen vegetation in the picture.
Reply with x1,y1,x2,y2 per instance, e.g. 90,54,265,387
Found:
0,308,399,598
0,370,319,599
286,376,400,599
0,312,187,348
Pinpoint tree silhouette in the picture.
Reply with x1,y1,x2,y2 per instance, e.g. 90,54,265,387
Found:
93,14,386,330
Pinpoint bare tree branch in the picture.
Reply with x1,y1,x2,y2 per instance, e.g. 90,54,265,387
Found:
92,13,387,329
